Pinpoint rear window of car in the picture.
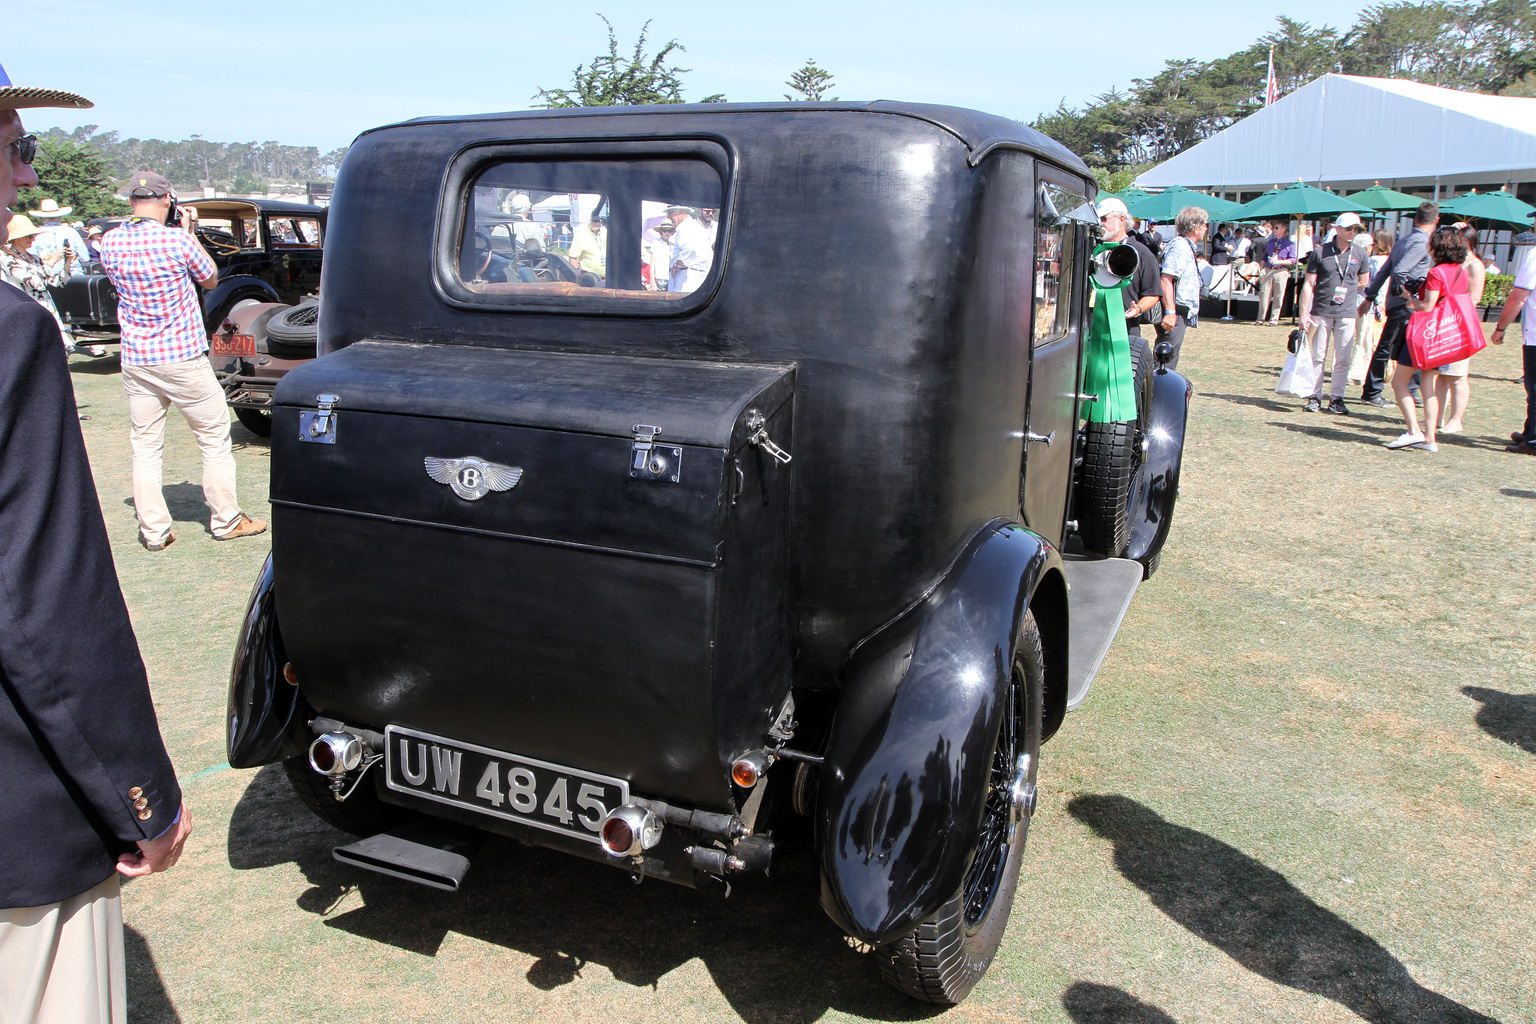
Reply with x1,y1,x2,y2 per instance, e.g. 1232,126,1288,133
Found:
438,142,728,314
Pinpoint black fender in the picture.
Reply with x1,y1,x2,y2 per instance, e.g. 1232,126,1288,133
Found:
817,520,1063,946
1124,365,1191,571
202,276,281,332
226,553,311,768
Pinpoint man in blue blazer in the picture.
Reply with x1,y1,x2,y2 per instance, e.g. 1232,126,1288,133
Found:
0,66,191,1023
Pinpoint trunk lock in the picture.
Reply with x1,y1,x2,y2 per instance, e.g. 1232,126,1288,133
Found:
745,410,792,465
630,424,682,483
298,393,339,444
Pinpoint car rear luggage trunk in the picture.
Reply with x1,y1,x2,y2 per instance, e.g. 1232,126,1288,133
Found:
271,342,795,814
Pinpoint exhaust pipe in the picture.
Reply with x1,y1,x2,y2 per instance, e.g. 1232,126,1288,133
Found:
332,820,484,892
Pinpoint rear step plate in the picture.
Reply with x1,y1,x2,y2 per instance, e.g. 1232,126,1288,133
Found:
385,725,628,844
333,820,485,891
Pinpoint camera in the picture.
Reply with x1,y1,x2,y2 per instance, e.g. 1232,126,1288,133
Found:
1400,277,1425,298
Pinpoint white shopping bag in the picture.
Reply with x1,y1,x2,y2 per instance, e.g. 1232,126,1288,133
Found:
1275,333,1320,397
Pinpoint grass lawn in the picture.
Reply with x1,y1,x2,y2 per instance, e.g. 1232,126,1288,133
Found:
67,316,1533,1024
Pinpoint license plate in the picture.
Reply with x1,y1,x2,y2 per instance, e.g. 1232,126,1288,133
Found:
211,333,256,358
384,725,627,844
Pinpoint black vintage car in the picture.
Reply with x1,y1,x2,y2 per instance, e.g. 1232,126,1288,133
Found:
227,102,1189,1005
51,197,325,335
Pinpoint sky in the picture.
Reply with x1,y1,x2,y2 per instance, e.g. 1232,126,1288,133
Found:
9,0,1376,153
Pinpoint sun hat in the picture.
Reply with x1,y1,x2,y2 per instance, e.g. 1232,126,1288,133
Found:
5,213,41,241
30,197,71,218
663,205,693,214
0,61,91,110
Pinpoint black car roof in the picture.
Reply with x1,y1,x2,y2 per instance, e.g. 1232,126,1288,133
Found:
377,100,1090,177
183,197,326,217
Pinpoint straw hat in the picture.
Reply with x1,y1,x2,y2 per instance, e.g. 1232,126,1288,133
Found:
6,214,42,241
30,198,72,218
0,61,91,110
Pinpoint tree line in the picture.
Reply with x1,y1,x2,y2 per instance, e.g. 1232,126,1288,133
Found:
1032,1,1536,185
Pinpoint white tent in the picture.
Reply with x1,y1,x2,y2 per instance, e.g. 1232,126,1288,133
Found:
1138,74,1536,195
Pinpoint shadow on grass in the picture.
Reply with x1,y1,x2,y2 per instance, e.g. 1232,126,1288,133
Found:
1462,687,1536,756
68,353,122,376
125,924,181,1023
1193,392,1294,413
1062,981,1178,1022
1263,421,1398,447
123,483,212,531
1068,795,1501,1024
1499,488,1536,500
227,764,940,1024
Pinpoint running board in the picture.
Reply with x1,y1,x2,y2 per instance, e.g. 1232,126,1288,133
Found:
1062,557,1143,711
333,820,484,892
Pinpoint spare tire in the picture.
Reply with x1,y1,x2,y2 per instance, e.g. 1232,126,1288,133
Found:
1075,336,1150,557
264,302,318,358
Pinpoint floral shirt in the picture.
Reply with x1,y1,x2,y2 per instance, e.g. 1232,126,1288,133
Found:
0,245,70,341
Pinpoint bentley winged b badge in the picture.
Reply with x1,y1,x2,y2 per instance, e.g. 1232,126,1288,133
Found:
424,456,523,500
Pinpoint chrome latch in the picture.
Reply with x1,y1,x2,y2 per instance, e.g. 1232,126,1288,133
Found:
745,410,792,465
630,424,681,483
1025,430,1055,446
298,393,339,445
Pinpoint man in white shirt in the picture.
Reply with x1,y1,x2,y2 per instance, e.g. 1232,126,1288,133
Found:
664,205,713,293
1491,214,1536,454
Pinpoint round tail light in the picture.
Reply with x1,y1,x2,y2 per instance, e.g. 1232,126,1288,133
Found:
731,751,772,789
309,732,363,776
599,805,662,857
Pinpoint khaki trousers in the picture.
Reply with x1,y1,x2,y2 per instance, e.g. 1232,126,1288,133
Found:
121,357,242,542
0,875,125,1024
1257,267,1290,323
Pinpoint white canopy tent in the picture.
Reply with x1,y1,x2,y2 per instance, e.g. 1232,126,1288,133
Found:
1138,74,1536,197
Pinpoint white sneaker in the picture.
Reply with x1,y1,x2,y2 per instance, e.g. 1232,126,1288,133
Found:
1386,432,1425,449
1415,441,1439,452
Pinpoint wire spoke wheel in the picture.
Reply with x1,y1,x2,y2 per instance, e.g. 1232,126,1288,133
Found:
874,610,1045,1005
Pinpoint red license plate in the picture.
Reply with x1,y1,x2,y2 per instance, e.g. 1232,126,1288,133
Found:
211,333,256,358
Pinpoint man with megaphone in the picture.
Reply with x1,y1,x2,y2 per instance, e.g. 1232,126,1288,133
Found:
1096,197,1163,339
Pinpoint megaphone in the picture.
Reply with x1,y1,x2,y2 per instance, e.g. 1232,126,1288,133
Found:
1092,243,1139,288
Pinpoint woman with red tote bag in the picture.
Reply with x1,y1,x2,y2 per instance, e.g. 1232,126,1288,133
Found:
1386,229,1475,452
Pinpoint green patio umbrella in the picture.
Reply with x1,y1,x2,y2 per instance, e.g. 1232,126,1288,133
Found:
1345,183,1423,212
1104,187,1150,202
1126,185,1244,222
1438,189,1536,228
1231,181,1373,221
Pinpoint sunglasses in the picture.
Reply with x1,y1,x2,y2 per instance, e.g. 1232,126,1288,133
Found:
6,134,38,165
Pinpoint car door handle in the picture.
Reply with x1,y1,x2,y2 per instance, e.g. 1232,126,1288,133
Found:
1025,431,1055,446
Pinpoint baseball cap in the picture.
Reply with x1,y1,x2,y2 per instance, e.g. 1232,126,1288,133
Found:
1097,197,1130,220
0,61,92,110
126,171,173,198
1334,212,1364,229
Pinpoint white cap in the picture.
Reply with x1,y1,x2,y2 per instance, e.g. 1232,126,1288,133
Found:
1334,212,1364,229
1097,197,1129,221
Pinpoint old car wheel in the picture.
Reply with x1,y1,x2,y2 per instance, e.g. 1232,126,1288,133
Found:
874,610,1044,1005
234,406,273,437
282,754,408,837
265,302,319,358
1076,336,1150,557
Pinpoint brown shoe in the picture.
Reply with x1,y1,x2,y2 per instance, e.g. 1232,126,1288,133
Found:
1505,442,1536,456
143,531,176,552
1514,432,1530,444
215,513,268,541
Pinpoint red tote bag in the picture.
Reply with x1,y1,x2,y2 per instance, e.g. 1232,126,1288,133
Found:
1406,267,1487,368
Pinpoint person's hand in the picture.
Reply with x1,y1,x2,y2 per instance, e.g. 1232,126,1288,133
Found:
1491,325,1506,346
1357,298,1371,317
1299,314,1311,331
117,800,191,877
1161,311,1176,330
1125,305,1141,320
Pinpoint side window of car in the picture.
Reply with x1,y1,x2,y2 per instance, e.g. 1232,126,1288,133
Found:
446,151,725,308
293,218,321,246
1033,183,1085,345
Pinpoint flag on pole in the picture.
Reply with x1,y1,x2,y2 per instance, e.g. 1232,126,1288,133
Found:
1265,47,1279,106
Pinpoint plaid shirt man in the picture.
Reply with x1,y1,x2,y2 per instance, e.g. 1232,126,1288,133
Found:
98,217,216,365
